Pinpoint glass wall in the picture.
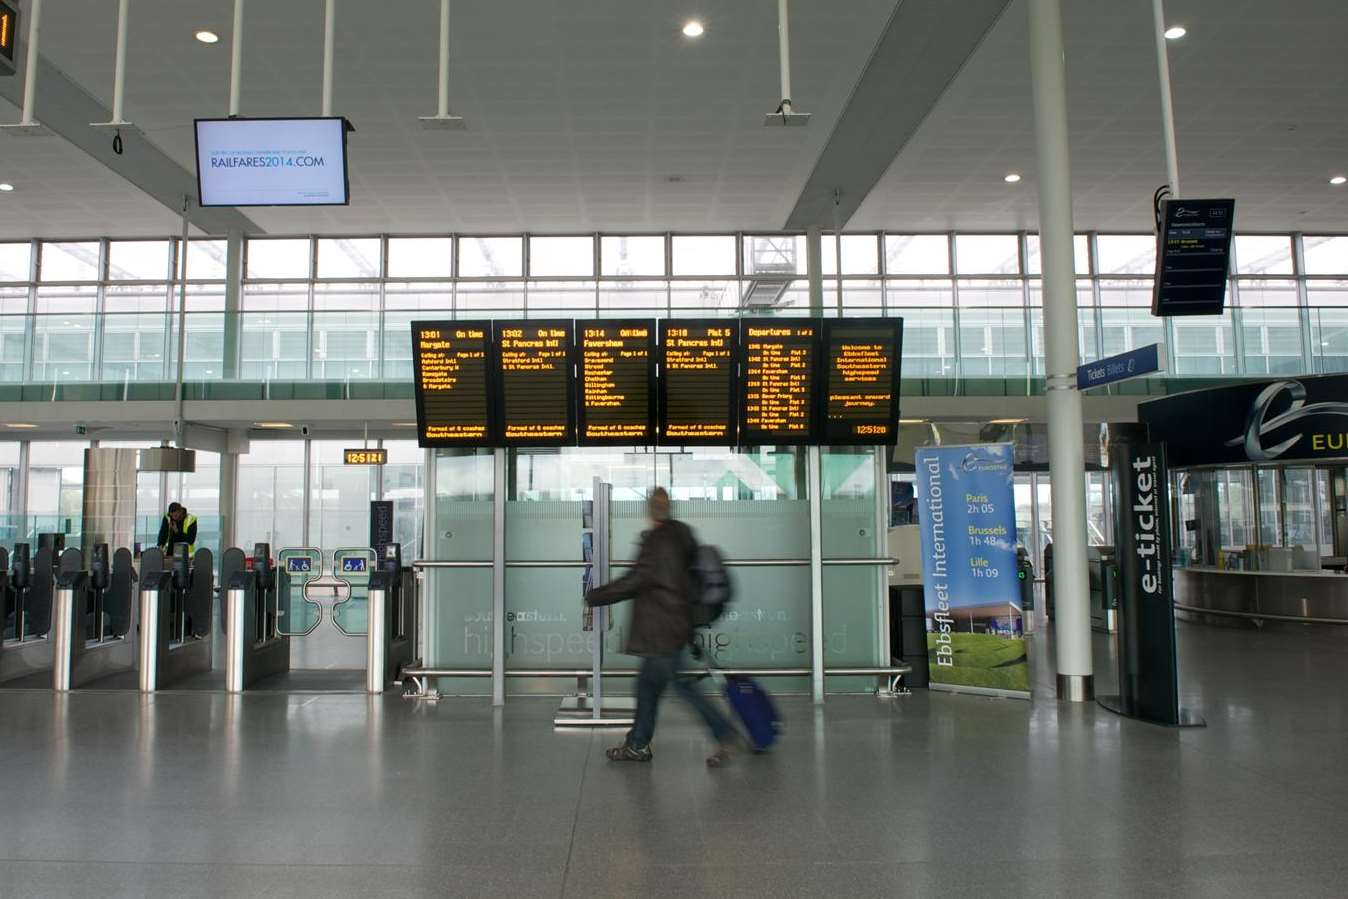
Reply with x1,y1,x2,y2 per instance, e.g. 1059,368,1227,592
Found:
3,232,1347,388
237,441,306,552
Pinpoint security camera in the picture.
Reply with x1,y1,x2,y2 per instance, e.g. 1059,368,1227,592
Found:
300,425,311,437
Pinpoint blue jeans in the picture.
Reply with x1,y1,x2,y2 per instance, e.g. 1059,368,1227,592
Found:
626,650,735,750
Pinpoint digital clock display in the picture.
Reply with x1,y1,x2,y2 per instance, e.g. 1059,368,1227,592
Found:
0,1,17,72
343,448,388,465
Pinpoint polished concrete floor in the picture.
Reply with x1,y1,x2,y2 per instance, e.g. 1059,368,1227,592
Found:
2,620,1348,898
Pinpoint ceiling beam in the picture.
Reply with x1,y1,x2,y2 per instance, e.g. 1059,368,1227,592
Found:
784,0,1012,230
0,56,261,236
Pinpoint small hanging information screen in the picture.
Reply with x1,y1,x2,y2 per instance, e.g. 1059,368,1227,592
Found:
821,318,904,445
411,322,494,447
1152,198,1235,316
577,320,656,445
739,321,820,445
493,320,576,446
658,320,738,446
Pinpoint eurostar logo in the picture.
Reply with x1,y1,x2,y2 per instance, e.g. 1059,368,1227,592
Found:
1225,379,1348,461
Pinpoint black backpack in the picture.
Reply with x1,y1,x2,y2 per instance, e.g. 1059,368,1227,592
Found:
688,543,733,628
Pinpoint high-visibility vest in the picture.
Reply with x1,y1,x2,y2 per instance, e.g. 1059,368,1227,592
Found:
162,513,197,556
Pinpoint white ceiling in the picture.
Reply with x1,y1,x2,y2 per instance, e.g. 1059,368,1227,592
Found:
0,0,1345,239
851,0,1348,231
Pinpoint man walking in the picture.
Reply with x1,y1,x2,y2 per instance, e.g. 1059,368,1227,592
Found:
585,487,737,767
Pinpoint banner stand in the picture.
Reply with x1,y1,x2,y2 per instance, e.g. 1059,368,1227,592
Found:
1096,440,1205,728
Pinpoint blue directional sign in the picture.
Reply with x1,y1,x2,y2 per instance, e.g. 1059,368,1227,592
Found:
1077,344,1165,391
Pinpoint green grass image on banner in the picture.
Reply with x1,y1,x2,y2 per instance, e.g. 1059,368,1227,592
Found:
927,632,1029,692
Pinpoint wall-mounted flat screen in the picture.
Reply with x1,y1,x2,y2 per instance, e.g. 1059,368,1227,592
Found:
577,320,655,445
195,117,351,207
411,322,493,447
739,320,819,445
658,320,738,446
821,318,904,445
493,320,575,446
0,0,18,75
1152,198,1235,316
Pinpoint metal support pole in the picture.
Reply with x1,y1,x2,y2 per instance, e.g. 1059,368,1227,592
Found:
591,478,611,719
776,0,792,112
173,199,190,449
366,585,386,694
223,229,243,380
1151,0,1181,197
110,0,130,124
421,447,436,665
228,0,244,116
18,0,42,126
301,438,312,547
1028,0,1093,702
321,0,336,117
873,447,891,670
490,448,506,705
138,587,159,692
436,0,450,117
806,227,824,315
808,446,824,703
51,586,75,692
225,587,245,693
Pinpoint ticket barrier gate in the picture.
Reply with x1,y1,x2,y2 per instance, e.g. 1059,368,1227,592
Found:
137,546,214,692
365,543,416,694
0,543,61,685
224,544,289,693
50,546,139,691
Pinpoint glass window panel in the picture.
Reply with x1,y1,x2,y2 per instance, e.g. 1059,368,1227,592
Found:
380,440,424,561
186,240,228,280
957,307,1029,376
26,441,88,543
103,283,169,313
182,312,225,380
0,302,26,382
891,308,954,377
1098,278,1154,308
0,242,32,281
955,234,1020,275
387,237,452,278
1302,236,1348,276
669,280,738,313
884,235,949,275
822,234,880,275
1171,312,1236,376
840,280,883,312
242,283,309,311
601,236,665,276
314,310,378,379
1311,309,1348,373
529,235,594,277
309,440,378,549
454,281,524,315
1030,307,1099,373
108,240,171,280
1025,234,1090,275
525,281,596,317
35,284,97,313
1235,235,1293,275
316,237,381,278
185,281,226,312
956,279,1021,308
32,315,95,381
237,440,306,551
743,235,805,276
1096,235,1155,275
459,236,523,277
599,281,667,314
246,238,311,279
1307,282,1348,308
383,282,453,312
1238,308,1304,376
1237,278,1298,307
40,242,101,281
101,311,167,382
313,282,378,311
672,235,736,276
884,279,953,308
1099,308,1165,358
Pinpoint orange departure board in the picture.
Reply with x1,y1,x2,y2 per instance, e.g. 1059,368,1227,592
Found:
493,320,575,445
821,318,904,445
577,320,655,445
658,320,738,446
739,321,819,445
411,322,493,447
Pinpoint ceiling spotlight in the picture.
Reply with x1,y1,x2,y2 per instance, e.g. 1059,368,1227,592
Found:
682,20,705,38
253,422,294,429
1331,175,1347,186
1164,26,1186,40
0,183,13,192
4,422,37,429
1004,173,1022,183
194,30,220,44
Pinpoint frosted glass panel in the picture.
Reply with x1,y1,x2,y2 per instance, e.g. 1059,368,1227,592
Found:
427,451,495,695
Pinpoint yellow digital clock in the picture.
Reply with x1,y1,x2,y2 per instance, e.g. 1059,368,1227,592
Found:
0,1,18,73
343,448,388,466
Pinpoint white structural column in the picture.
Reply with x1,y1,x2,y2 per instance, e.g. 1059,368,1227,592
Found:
223,229,243,379
1151,0,1181,196
1027,0,1093,701
806,227,824,314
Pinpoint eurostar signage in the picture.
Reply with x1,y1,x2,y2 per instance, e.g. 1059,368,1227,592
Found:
1076,343,1165,391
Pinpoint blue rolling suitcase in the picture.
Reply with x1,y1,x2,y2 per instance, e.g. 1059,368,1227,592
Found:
723,674,781,752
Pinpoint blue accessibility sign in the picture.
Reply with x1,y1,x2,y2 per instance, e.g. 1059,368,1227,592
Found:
1077,343,1165,391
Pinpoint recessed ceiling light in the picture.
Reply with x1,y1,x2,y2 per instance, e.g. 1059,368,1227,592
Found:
898,418,928,425
0,183,13,192
1004,173,1022,183
194,30,220,44
682,20,705,38
1164,26,1186,40
1331,175,1347,186
5,422,37,429
253,422,293,429
392,422,417,427
988,418,1027,425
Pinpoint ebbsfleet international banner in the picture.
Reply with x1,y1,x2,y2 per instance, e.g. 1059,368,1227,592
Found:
914,443,1029,697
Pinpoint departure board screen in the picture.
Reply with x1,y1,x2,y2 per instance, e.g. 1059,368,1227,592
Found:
821,318,903,445
493,320,575,445
739,321,819,445
577,320,656,445
658,320,738,446
411,322,493,447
